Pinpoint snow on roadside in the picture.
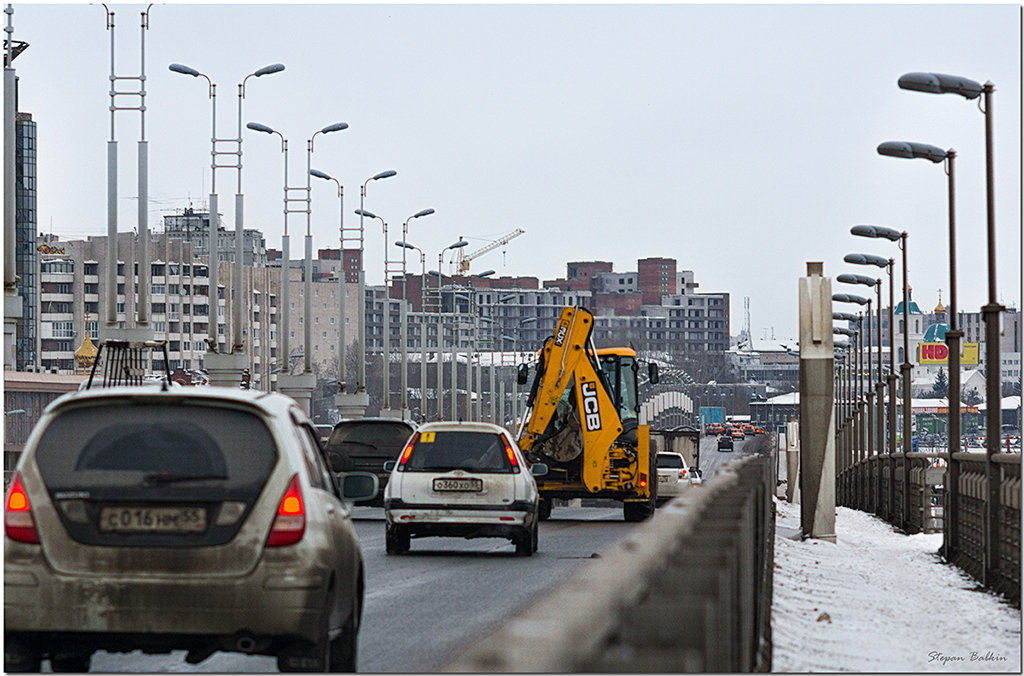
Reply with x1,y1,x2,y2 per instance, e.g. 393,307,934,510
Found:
771,498,1021,672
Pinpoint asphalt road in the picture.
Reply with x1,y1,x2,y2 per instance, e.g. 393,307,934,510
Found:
84,505,639,673
75,436,768,673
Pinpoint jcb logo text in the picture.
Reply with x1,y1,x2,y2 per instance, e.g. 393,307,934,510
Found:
581,382,601,431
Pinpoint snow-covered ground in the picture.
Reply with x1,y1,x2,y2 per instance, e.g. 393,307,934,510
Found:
772,498,1021,672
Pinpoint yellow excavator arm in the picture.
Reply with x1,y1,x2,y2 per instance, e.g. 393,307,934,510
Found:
517,307,651,497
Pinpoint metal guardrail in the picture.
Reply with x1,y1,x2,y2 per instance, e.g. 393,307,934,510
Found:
838,449,1020,606
447,455,774,673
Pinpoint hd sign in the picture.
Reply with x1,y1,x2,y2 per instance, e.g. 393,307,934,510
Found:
918,342,980,365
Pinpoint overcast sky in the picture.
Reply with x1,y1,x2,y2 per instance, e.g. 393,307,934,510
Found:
10,2,1021,340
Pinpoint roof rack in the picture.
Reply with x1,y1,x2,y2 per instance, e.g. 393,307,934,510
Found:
86,340,172,390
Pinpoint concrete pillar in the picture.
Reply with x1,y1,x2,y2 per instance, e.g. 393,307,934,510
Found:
278,371,316,416
798,262,835,542
786,417,800,503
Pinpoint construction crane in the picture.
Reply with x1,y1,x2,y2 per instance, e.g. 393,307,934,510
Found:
456,228,525,274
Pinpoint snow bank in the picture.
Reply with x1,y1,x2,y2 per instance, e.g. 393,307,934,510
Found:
772,498,1021,672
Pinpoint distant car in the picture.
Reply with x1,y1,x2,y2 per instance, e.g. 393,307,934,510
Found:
731,429,745,440
718,435,734,451
706,423,724,436
754,427,767,436
382,421,546,556
324,417,417,507
3,385,378,672
314,423,334,444
655,452,702,505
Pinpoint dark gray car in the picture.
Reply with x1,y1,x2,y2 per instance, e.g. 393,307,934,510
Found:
323,418,417,507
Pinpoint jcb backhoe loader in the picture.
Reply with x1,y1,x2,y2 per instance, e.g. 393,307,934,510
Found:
515,306,659,522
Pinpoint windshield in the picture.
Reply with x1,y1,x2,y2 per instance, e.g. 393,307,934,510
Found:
600,355,639,422
404,431,514,473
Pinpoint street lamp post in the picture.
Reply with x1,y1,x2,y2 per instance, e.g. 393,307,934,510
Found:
833,296,867,503
431,241,468,419
355,171,397,400
248,120,347,410
848,226,911,525
397,240,428,421
309,168,347,391
354,208,392,411
878,138,964,545
395,209,435,419
898,71,1001,574
171,62,284,385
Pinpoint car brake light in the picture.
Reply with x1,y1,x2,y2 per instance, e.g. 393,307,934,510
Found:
267,474,305,547
639,473,648,489
5,473,40,544
397,433,419,469
504,444,519,469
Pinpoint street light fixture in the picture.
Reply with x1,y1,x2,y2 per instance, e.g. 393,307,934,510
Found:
309,167,349,396
395,208,436,418
353,170,398,399
878,136,967,547
171,61,285,374
899,69,1002,579
248,119,347,383
851,225,912,472
839,272,882,471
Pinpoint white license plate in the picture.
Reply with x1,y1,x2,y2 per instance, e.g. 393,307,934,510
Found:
99,506,207,533
433,478,483,492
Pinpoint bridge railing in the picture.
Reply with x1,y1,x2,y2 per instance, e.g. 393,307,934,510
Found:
447,454,774,673
838,449,1020,606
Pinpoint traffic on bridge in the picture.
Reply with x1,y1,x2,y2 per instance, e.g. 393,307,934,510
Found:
3,2,1021,673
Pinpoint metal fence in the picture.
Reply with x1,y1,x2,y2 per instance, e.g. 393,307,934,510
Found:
838,449,1020,607
447,455,775,673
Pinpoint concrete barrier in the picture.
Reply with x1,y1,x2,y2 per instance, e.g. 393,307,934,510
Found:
445,455,774,673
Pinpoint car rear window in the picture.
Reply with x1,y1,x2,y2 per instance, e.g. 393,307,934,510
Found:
34,400,278,492
327,421,413,452
657,454,684,469
404,431,513,473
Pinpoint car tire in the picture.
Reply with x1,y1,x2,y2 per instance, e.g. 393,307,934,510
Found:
385,523,410,555
329,603,359,672
4,637,41,673
513,525,534,557
531,520,539,554
50,653,92,673
537,498,552,521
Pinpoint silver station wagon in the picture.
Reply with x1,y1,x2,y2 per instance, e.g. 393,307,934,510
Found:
4,385,377,672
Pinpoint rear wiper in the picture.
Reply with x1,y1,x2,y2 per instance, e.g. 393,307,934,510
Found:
339,440,378,450
144,472,228,485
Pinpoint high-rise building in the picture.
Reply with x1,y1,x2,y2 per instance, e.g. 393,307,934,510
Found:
15,112,37,370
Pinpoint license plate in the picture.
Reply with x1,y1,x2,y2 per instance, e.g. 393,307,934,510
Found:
99,506,207,533
433,478,483,492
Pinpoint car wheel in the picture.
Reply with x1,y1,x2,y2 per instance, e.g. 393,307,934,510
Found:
537,498,552,521
50,653,92,673
531,520,539,553
513,526,534,557
4,637,41,673
385,523,410,555
329,606,358,671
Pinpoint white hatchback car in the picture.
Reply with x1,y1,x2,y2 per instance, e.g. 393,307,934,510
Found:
382,421,546,556
655,452,702,505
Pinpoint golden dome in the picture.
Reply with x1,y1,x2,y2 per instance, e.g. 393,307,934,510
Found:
934,289,946,315
74,324,99,373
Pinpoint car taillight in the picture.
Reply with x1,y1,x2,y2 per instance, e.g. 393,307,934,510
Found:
397,433,419,470
5,472,40,544
504,444,519,469
267,474,305,547
639,473,648,489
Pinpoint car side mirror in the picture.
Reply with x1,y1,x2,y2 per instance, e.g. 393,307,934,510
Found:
530,463,548,477
517,363,529,386
647,362,659,384
340,472,379,501
383,460,397,472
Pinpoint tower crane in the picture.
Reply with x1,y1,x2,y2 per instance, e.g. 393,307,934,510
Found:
456,228,525,274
